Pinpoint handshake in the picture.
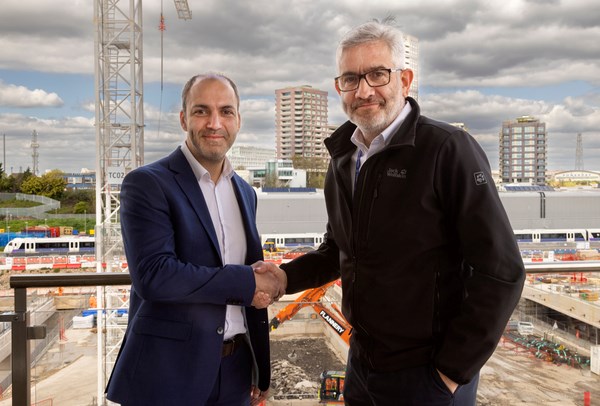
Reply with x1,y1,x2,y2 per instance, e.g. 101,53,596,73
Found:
251,261,288,309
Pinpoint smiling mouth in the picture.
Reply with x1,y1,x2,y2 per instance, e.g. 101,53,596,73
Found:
353,99,383,110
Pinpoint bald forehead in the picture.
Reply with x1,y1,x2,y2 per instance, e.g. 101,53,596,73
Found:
186,77,239,115
182,74,240,111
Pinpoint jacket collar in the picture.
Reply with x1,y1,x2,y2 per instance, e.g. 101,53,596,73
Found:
325,97,421,158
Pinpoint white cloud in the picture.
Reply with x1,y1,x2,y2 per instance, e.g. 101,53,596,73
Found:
0,80,64,108
0,0,599,173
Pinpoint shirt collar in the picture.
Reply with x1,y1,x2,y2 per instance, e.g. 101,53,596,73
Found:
180,141,234,182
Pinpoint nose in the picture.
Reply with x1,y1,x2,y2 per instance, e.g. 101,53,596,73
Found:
207,112,222,130
354,76,375,99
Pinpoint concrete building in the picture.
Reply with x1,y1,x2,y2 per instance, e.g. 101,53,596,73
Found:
275,85,329,160
62,172,96,190
248,159,307,188
255,189,600,234
499,116,547,186
402,33,419,101
226,145,275,170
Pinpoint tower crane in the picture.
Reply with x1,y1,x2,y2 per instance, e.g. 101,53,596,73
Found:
93,1,190,403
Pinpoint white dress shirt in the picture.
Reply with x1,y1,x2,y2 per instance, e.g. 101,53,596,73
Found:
181,142,247,339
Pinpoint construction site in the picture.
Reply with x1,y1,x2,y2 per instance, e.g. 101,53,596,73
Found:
0,276,598,405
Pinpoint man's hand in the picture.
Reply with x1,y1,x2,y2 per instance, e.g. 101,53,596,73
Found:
251,291,272,309
251,261,287,309
252,260,287,301
436,369,459,394
250,385,268,406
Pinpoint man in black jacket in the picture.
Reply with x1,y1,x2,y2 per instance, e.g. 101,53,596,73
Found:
270,18,525,405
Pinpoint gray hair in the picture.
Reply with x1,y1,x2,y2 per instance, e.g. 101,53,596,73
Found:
181,73,240,112
336,17,405,70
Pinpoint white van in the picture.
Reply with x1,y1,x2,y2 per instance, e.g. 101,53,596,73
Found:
517,321,534,335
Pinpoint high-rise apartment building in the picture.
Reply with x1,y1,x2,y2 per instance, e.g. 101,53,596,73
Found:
402,34,419,101
499,116,547,185
275,85,329,159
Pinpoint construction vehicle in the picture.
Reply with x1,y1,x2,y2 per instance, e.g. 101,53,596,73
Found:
269,280,349,403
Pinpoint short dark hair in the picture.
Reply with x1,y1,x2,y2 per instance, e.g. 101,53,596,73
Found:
181,73,240,112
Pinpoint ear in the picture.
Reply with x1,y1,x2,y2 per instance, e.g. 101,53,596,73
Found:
400,69,414,98
334,80,342,95
180,110,187,131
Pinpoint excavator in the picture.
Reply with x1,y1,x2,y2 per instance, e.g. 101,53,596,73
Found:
269,280,350,404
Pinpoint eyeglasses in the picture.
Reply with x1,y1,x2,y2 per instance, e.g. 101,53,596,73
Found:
334,68,404,92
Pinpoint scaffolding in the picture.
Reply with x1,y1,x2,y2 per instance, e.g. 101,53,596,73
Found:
93,0,143,403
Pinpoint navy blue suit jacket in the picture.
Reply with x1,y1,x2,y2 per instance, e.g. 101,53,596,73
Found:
106,147,270,405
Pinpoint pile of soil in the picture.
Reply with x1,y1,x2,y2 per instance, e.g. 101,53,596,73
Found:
269,337,346,400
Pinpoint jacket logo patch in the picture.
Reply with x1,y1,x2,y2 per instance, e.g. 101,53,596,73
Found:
387,168,407,179
474,172,487,185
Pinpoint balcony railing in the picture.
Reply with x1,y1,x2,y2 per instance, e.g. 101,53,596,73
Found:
1,273,131,406
0,263,599,405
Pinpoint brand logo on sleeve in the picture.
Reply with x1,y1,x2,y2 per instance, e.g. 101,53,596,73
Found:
474,172,487,185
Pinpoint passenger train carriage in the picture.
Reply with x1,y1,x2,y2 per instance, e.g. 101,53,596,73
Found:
261,233,325,251
3,236,95,256
260,229,600,252
513,229,600,244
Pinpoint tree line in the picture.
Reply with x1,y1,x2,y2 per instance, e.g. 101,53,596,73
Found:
0,164,94,214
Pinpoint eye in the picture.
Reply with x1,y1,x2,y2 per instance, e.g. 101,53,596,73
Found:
369,70,386,79
192,108,207,115
341,75,358,86
222,108,236,116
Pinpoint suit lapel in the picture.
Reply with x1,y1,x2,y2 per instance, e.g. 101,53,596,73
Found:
168,149,221,260
231,175,262,264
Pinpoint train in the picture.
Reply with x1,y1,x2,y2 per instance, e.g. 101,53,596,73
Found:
261,232,325,251
514,228,600,244
261,228,600,252
3,236,95,256
4,228,599,257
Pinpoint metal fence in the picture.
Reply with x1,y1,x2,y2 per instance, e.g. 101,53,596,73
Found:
0,194,60,219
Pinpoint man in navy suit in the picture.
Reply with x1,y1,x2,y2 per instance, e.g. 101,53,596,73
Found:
106,73,282,405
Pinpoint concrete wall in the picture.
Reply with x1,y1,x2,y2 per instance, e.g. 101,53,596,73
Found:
257,190,600,234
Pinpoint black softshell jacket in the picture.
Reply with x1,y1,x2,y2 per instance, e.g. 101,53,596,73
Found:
281,97,525,385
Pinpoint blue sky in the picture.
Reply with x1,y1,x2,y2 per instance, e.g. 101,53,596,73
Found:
1,0,599,174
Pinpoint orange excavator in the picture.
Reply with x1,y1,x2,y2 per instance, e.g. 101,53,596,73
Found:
269,280,350,404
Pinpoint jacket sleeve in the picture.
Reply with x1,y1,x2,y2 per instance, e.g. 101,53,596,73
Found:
280,223,341,294
120,167,256,306
432,130,525,384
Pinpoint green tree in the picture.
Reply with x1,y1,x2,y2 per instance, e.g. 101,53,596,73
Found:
74,201,90,214
263,171,279,188
20,170,67,200
292,155,329,189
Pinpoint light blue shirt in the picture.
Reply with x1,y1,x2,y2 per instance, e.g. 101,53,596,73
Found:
350,101,412,192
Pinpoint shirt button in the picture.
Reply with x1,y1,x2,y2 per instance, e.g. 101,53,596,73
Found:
216,327,224,335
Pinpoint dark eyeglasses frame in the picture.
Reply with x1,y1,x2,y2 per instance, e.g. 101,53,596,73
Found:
334,68,404,92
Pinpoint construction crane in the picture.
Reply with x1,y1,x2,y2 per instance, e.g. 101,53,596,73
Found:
93,1,190,403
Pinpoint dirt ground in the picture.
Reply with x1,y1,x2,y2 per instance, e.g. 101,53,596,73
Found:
269,336,600,405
